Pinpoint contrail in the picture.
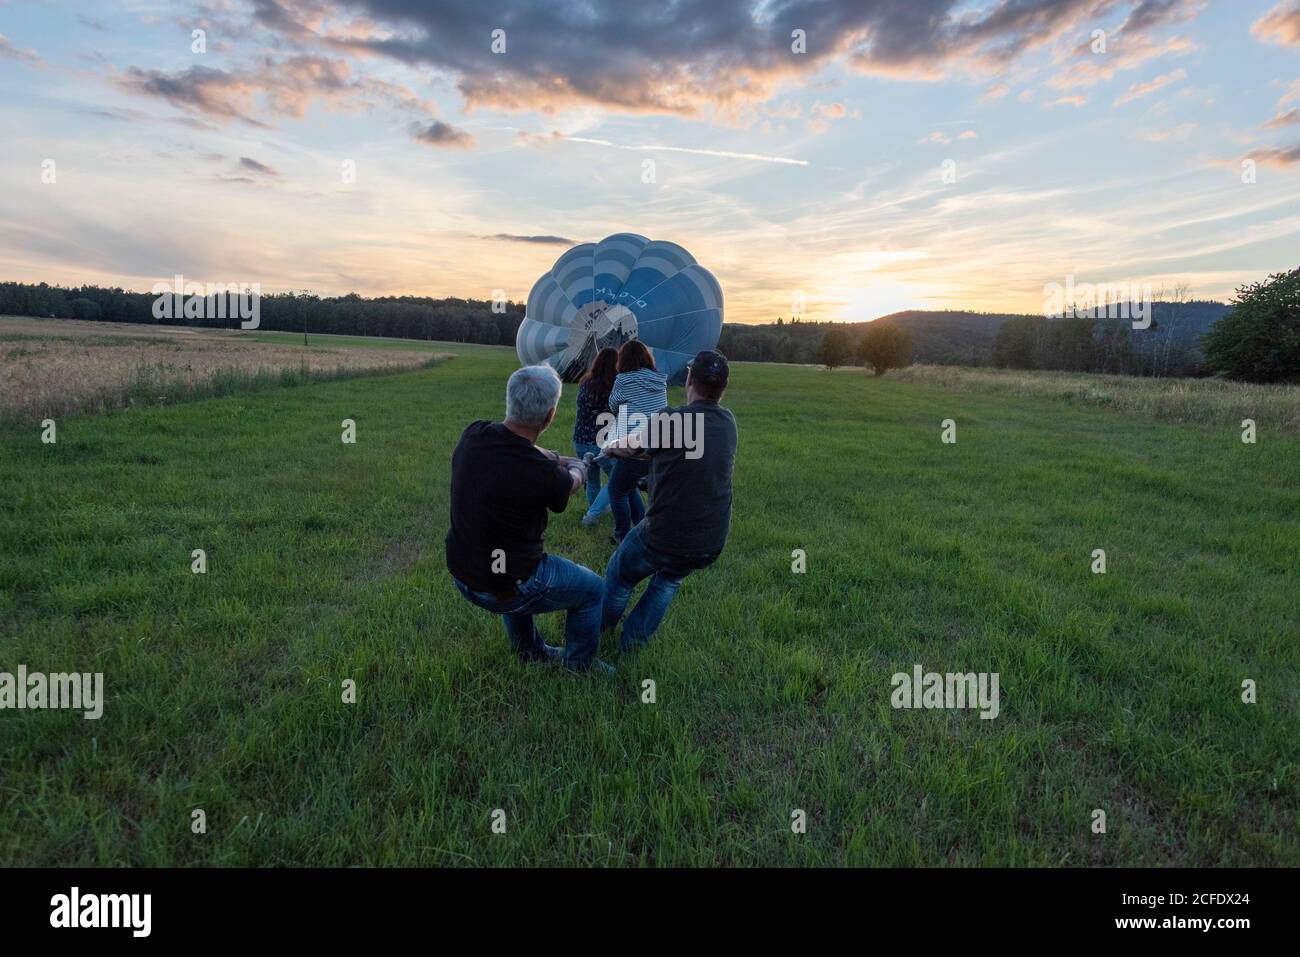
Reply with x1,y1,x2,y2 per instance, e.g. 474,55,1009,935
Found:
564,136,809,166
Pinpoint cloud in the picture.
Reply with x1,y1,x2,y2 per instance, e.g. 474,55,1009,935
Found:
562,135,810,166
1249,143,1300,168
1262,79,1300,128
1252,1,1300,47
1141,122,1198,141
513,130,567,147
410,120,475,148
811,101,849,120
486,234,576,245
114,55,447,130
1119,0,1206,33
920,128,977,145
981,82,1010,101
115,64,275,126
1211,142,1300,171
806,100,857,133
250,0,316,38
1044,1,1202,95
1113,67,1187,106
1264,108,1300,129
239,157,281,177
0,32,43,65
1047,34,1195,91
75,105,220,131
236,0,1197,121
1046,95,1087,108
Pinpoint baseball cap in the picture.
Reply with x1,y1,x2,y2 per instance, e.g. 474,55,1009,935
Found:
687,350,729,388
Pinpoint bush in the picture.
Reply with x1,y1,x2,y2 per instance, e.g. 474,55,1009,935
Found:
818,327,854,369
1202,267,1300,383
857,322,912,375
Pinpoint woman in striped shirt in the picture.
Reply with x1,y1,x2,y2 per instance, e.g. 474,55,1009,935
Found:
605,340,668,543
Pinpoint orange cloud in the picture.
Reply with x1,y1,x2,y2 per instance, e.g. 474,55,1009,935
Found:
1252,1,1300,46
1113,68,1187,106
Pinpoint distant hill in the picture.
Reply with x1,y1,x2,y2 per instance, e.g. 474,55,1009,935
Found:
718,310,1027,366
866,310,1023,365
871,302,1231,366
719,302,1232,371
1097,300,1229,358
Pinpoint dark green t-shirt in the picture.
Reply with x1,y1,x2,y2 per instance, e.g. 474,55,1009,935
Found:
641,401,737,559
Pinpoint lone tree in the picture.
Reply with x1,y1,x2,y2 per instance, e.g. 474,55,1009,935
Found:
818,327,853,369
1203,267,1300,383
857,321,913,375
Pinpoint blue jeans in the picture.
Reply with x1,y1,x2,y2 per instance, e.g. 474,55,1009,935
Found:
607,457,648,540
574,440,612,521
453,553,604,669
601,524,716,650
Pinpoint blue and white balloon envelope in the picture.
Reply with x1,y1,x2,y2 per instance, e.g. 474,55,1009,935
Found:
515,232,723,383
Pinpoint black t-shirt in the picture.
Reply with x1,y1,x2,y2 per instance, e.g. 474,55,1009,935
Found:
445,421,572,592
642,401,737,559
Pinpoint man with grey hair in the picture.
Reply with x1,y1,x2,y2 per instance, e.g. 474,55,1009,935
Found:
445,364,613,674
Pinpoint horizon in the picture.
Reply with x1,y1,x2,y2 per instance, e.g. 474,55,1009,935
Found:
2,0,1300,324
0,276,1236,328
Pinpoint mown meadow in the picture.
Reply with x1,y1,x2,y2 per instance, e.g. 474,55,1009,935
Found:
1,333,1296,865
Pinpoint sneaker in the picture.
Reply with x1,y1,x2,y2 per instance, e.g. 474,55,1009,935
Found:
564,657,616,676
520,644,564,664
581,513,600,527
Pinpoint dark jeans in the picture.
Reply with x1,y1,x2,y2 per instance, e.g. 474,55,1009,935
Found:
607,457,648,540
574,440,612,519
453,553,604,669
601,524,716,650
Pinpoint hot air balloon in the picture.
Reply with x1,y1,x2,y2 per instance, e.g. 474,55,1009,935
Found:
515,232,723,383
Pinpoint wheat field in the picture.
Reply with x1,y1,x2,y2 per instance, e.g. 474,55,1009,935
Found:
891,364,1300,433
0,317,445,424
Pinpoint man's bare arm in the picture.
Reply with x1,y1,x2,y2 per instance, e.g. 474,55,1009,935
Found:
539,447,585,469
539,447,588,493
564,460,587,493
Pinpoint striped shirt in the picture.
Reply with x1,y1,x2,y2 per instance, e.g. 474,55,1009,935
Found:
607,368,669,443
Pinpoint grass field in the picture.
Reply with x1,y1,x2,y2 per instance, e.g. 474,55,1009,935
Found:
1,337,1297,866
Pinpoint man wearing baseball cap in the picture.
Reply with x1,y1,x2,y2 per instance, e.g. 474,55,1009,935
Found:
600,349,737,651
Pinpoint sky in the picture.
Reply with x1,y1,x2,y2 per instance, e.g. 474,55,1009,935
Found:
1,0,1299,324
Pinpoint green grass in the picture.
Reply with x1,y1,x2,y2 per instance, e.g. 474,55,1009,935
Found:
252,330,506,356
1,345,1296,866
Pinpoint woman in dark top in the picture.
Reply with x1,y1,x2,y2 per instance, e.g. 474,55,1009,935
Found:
573,347,618,526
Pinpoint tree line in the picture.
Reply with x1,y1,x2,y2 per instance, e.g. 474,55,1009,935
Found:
4,267,1296,383
0,282,524,345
